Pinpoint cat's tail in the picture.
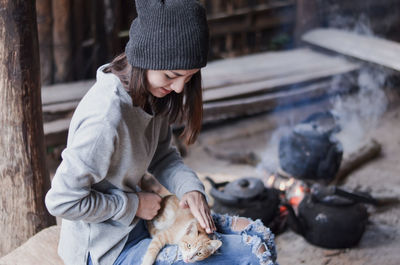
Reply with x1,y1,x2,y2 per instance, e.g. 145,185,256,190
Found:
140,233,168,265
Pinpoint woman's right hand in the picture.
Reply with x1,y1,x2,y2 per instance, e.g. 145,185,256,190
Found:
136,192,162,220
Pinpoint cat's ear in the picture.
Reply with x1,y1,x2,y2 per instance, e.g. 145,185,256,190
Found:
207,240,222,254
185,221,198,236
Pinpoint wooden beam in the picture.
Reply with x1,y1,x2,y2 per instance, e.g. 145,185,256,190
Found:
302,28,400,72
0,0,56,255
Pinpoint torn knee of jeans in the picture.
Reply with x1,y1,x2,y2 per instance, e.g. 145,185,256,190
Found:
242,234,275,265
231,217,252,232
239,219,277,260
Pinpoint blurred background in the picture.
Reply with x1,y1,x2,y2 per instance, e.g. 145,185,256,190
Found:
37,0,400,84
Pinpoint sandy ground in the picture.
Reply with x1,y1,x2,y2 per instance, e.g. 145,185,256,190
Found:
183,96,400,265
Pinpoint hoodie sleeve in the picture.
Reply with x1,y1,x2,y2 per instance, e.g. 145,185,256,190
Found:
45,120,138,226
148,120,206,199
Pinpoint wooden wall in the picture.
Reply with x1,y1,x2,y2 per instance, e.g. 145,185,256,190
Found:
36,0,400,85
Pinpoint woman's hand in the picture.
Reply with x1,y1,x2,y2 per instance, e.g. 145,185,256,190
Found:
179,191,216,234
136,192,162,220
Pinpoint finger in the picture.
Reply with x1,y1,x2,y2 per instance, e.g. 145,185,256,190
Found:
197,206,214,233
202,209,214,233
202,206,216,231
191,205,207,229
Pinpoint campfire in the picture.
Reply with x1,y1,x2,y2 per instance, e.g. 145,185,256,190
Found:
207,111,382,248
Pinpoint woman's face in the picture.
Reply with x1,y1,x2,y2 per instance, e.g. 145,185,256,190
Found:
146,69,199,98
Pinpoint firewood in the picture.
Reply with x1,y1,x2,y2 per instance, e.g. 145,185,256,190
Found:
331,139,382,185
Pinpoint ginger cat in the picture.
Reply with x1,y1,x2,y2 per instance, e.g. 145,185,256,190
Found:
141,195,222,265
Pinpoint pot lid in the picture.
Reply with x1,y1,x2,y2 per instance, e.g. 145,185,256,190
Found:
224,177,265,199
293,111,340,138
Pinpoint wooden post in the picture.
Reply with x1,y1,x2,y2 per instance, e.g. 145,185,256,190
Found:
71,0,87,80
0,0,56,256
103,0,122,59
294,0,320,46
52,0,72,82
36,0,53,85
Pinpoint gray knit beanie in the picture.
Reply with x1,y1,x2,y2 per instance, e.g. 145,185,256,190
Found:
125,0,209,70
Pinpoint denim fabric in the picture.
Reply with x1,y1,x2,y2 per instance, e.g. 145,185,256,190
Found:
88,214,278,265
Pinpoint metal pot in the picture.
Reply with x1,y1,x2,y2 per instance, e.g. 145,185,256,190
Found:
205,176,280,226
285,184,374,249
279,111,343,182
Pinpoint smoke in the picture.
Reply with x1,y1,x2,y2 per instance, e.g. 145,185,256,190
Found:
257,10,391,172
331,67,388,153
256,126,291,174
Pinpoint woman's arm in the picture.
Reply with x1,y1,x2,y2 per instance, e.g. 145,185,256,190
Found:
45,121,138,226
148,121,205,199
148,120,215,233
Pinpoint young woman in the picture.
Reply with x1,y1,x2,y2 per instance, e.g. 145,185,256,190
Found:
45,1,277,264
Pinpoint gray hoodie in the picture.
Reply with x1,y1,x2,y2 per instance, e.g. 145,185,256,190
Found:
45,65,205,265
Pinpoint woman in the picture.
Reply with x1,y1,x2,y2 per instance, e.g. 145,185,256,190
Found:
45,0,277,264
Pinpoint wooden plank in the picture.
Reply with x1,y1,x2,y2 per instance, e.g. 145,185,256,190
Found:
42,80,94,105
302,28,400,72
202,48,359,89
42,101,79,113
41,49,359,111
43,118,71,146
203,52,360,101
203,80,335,123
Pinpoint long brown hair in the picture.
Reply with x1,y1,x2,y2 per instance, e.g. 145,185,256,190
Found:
103,53,203,145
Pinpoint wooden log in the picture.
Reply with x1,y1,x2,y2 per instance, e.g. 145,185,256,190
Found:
330,139,382,185
0,0,56,256
52,0,72,82
302,28,400,72
36,0,53,85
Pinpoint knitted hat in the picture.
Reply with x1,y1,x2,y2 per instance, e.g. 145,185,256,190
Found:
125,0,209,70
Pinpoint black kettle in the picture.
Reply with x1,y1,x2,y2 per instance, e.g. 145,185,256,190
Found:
205,176,280,227
285,184,375,249
279,112,343,182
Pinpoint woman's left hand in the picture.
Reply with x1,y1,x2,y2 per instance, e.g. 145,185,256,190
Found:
179,191,216,234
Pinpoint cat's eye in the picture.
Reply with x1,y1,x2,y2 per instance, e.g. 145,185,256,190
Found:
196,252,201,256
187,243,191,249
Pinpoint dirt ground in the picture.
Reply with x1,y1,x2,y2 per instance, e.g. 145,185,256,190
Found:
183,96,400,265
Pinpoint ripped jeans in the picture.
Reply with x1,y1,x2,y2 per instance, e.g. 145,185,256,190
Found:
88,214,278,265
